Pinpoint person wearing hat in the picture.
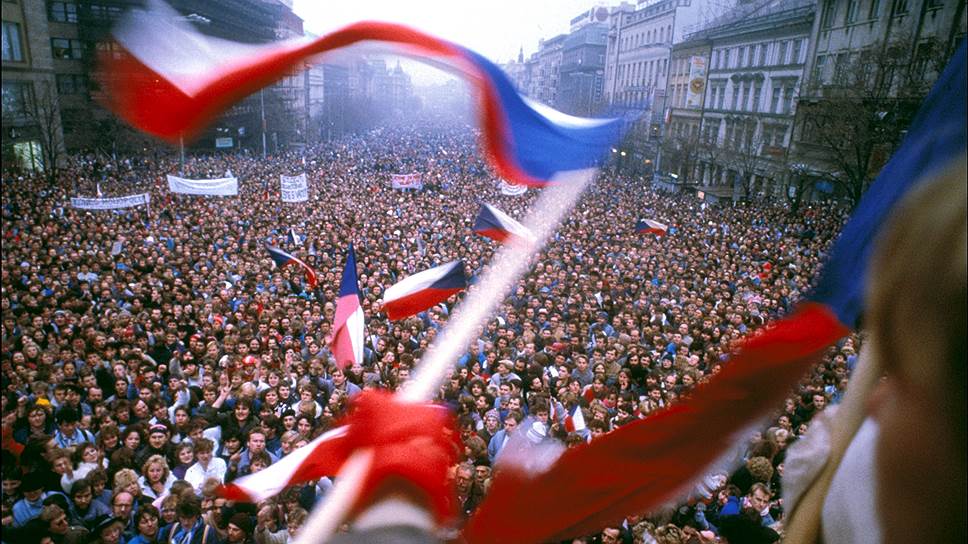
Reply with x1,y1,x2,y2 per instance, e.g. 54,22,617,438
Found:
53,407,94,449
225,513,253,544
12,471,61,527
89,515,126,544
136,425,171,469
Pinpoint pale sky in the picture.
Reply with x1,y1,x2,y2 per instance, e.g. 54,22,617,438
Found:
292,0,605,85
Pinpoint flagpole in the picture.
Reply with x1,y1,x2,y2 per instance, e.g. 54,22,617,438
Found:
292,169,597,544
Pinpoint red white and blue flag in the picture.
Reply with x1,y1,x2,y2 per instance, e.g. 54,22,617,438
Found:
382,260,467,321
464,43,967,544
96,1,624,187
473,203,536,245
563,405,586,433
330,244,365,370
265,244,317,288
635,218,668,236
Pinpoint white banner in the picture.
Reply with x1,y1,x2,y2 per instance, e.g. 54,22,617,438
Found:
280,173,309,202
685,55,708,108
499,180,528,196
71,193,150,210
167,175,238,196
390,173,423,190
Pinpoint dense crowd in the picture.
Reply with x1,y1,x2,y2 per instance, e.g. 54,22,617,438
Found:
1,124,856,544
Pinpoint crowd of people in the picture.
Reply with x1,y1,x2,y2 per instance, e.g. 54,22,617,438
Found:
1,123,857,544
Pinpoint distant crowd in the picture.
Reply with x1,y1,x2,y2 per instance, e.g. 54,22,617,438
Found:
2,125,856,544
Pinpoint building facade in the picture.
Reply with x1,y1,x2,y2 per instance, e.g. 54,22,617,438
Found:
2,0,310,168
3,0,65,171
792,0,966,204
603,0,707,175
558,21,609,116
526,34,565,107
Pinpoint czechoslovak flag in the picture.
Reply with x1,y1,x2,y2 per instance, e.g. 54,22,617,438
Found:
635,218,668,236
265,244,318,288
382,260,467,321
473,203,536,245
330,244,364,370
564,405,586,433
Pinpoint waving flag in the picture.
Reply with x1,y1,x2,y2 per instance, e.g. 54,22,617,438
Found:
382,261,467,321
97,1,624,187
220,427,350,502
464,43,967,544
265,244,317,288
473,203,536,245
331,244,364,370
635,218,668,236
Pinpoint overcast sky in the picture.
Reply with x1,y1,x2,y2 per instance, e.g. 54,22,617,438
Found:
292,0,604,85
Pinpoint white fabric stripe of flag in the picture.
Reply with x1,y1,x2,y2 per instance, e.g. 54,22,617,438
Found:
347,305,365,366
383,261,461,304
644,219,668,231
484,203,536,242
229,426,347,502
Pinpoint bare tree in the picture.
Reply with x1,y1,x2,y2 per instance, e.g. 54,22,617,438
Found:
795,35,950,208
25,81,66,182
726,115,765,200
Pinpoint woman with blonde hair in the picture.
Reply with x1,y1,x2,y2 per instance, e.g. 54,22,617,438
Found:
140,454,176,499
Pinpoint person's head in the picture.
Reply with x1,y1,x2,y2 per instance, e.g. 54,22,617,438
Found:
95,517,125,544
20,471,45,502
70,478,94,510
193,437,214,464
135,505,160,538
246,428,266,454
867,157,966,543
55,406,79,435
286,508,308,539
112,489,135,520
176,496,202,530
142,455,170,484
600,526,621,544
226,512,253,543
747,482,771,513
40,504,69,535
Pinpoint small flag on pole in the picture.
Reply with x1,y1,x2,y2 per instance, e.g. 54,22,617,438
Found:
330,244,364,369
473,203,536,245
265,244,317,288
635,219,668,236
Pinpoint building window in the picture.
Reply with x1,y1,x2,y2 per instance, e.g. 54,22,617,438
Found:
731,83,739,110
821,0,836,28
56,73,86,94
926,0,943,8
778,41,789,64
846,0,860,22
771,84,781,113
893,0,909,14
1,81,32,114
746,46,754,67
759,43,768,66
49,1,78,23
813,54,827,83
752,83,762,112
2,20,24,61
95,41,124,60
782,86,795,114
869,0,882,18
51,37,83,59
791,39,803,64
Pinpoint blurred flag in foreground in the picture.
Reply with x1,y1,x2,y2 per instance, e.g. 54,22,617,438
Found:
463,41,967,544
98,0,624,187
